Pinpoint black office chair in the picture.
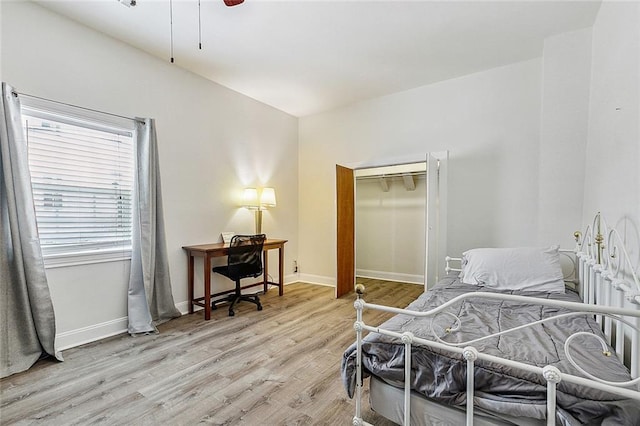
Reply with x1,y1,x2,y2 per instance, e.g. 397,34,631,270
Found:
211,234,266,317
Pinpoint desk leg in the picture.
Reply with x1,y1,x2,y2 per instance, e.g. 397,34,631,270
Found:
278,246,284,296
204,254,212,321
188,253,194,314
263,250,269,294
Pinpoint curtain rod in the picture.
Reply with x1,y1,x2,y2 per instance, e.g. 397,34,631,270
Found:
13,91,145,124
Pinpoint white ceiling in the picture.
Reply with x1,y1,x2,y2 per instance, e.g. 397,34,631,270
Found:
33,0,602,117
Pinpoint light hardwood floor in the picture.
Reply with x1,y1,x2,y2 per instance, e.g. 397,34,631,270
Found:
1,280,424,425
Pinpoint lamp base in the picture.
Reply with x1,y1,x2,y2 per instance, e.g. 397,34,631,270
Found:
254,210,263,235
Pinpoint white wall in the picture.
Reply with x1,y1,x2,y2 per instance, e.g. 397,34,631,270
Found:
355,175,426,284
583,0,640,226
299,59,544,285
583,0,640,286
537,28,592,248
1,2,299,348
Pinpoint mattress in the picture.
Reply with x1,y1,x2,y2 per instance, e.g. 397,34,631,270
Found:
342,277,640,425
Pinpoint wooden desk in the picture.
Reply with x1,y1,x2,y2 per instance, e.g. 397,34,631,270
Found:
183,239,287,320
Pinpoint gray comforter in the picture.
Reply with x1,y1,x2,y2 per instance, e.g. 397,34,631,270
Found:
341,277,640,425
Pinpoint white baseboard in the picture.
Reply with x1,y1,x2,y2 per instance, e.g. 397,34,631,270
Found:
176,300,200,314
356,269,424,285
56,303,196,351
297,273,335,287
293,271,423,287
55,274,330,351
55,317,128,351
284,273,298,284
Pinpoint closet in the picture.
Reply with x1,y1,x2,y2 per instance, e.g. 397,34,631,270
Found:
355,163,426,285
336,152,447,297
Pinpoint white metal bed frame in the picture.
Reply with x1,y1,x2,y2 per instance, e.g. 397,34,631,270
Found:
351,213,640,426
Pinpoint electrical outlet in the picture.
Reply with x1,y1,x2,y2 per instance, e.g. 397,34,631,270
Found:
293,260,298,273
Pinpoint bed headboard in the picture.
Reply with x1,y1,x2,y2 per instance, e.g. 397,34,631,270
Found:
574,212,640,377
574,212,640,303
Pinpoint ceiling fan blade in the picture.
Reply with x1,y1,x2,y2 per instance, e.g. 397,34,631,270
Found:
223,0,244,6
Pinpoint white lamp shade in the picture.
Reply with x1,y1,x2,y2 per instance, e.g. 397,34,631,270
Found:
260,187,277,208
242,188,260,209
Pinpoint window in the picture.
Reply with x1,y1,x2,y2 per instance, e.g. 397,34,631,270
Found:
21,100,135,267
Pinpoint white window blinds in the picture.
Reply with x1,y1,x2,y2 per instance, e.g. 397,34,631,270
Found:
22,106,135,261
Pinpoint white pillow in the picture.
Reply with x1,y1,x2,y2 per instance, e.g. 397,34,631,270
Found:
459,246,565,293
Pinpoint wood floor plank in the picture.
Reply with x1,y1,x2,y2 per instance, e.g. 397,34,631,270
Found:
1,281,423,425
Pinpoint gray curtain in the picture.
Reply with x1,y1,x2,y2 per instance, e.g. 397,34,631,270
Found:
127,118,180,334
1,83,62,378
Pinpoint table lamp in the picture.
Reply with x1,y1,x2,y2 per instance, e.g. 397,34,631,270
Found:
243,187,276,234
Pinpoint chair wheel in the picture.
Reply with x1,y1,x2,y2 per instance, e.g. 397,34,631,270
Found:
257,304,263,311
228,310,235,317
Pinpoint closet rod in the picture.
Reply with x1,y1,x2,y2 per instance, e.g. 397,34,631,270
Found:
356,171,426,180
13,91,145,124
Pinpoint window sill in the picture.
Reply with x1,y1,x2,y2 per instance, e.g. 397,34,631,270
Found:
43,249,132,269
